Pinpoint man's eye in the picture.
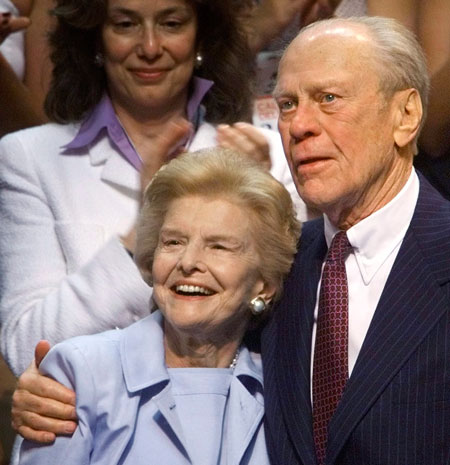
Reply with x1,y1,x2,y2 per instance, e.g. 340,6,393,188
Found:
322,94,336,103
278,100,295,112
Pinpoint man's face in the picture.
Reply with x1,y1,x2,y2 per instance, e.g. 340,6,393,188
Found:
275,24,411,227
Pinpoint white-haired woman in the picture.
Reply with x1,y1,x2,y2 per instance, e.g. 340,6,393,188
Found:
17,148,300,465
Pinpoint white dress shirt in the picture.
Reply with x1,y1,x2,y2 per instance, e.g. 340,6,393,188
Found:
311,169,420,384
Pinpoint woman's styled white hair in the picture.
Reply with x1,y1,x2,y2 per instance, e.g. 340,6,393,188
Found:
134,147,301,301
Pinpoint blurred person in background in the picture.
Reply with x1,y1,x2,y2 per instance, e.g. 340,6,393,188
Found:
367,0,450,199
0,0,53,135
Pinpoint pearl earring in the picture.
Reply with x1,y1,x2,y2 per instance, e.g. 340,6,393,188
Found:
94,52,104,67
195,52,203,69
250,296,266,316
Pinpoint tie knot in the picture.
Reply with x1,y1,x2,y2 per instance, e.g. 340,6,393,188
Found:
327,231,351,263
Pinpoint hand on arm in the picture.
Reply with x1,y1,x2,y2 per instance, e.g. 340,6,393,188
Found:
12,341,77,444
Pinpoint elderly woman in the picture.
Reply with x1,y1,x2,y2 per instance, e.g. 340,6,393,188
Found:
16,148,300,465
0,0,303,378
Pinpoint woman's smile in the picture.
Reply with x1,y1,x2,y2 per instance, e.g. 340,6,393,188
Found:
172,283,215,297
130,67,169,82
152,195,265,337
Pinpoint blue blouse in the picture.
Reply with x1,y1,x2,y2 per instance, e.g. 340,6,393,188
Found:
18,312,269,465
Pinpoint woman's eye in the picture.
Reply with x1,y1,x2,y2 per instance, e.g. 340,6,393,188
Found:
163,240,181,247
112,19,136,30
161,17,187,30
211,244,227,251
163,20,182,29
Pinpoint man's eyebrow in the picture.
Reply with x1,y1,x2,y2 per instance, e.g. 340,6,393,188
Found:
273,78,349,99
272,86,293,100
272,86,283,99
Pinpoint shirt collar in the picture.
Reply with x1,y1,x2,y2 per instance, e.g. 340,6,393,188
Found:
120,311,263,394
62,76,214,170
324,168,420,284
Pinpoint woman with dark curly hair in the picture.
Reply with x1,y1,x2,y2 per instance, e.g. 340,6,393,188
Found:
0,0,302,379
45,0,254,124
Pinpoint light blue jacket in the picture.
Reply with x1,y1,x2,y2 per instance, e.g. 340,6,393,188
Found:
18,312,269,465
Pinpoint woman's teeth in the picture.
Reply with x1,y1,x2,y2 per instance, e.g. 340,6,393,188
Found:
175,285,213,295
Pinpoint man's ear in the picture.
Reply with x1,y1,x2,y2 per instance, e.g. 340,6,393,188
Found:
393,88,423,149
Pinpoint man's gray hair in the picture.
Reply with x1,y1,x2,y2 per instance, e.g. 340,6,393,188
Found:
298,16,430,136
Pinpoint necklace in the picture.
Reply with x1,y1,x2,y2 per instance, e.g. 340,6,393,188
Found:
228,347,241,369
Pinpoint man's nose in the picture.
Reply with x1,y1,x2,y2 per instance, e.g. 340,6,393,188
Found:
289,103,321,142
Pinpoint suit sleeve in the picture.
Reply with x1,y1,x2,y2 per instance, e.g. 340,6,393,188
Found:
18,341,95,465
0,132,151,375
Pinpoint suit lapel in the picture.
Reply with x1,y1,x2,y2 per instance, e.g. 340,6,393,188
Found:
327,177,450,464
275,223,327,464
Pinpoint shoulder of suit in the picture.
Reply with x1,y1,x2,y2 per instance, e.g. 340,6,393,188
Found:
300,218,324,247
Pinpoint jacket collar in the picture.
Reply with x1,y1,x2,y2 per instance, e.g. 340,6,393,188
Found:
61,76,213,172
119,311,265,464
119,311,263,395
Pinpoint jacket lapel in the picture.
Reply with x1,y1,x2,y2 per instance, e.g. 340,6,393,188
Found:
89,138,140,192
276,222,327,464
226,376,265,464
327,177,450,464
152,389,192,462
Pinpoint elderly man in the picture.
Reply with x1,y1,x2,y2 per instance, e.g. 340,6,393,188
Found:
262,16,450,465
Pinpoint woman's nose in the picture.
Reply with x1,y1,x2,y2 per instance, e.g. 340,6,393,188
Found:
177,245,206,274
136,26,163,59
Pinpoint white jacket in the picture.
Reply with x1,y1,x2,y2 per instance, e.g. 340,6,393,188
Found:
0,121,304,375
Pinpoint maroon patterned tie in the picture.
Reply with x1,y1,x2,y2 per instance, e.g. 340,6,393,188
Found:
312,231,352,465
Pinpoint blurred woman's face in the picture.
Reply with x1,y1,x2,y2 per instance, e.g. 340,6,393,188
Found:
102,0,197,118
152,195,268,341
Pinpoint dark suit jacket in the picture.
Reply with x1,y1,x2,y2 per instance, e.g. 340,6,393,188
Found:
261,174,450,465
